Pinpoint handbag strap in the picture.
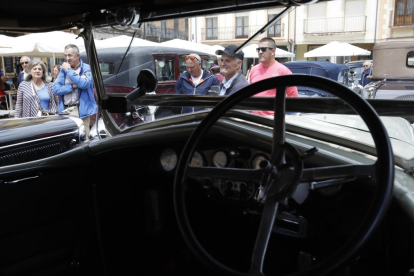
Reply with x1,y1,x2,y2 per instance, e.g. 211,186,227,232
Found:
31,81,42,112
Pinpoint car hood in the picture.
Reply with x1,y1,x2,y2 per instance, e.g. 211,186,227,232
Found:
286,114,414,166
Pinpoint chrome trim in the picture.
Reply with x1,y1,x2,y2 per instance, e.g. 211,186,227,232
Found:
0,131,78,150
4,175,40,184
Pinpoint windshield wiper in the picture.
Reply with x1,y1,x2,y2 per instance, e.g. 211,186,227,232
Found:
115,30,137,76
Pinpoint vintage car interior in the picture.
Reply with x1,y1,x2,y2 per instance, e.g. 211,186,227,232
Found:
1,1,414,276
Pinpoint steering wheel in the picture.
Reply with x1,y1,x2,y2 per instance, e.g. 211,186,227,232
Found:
173,75,394,276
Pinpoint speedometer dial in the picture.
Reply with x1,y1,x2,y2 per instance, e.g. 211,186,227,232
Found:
190,151,204,167
160,148,177,171
252,154,269,169
212,151,228,167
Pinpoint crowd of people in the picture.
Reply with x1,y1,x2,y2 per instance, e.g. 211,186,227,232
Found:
11,44,97,140
5,36,354,138
175,37,298,116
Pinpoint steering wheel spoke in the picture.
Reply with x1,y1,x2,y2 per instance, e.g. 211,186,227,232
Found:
270,86,287,167
302,163,376,183
250,202,279,276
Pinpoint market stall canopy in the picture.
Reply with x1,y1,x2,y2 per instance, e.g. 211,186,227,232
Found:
304,41,371,57
95,35,159,49
0,35,13,48
0,31,89,57
242,43,295,58
160,39,217,56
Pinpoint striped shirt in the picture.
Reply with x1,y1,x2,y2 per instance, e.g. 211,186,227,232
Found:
15,81,59,118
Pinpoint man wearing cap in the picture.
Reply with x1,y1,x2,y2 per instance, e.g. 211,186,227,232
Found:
209,64,224,82
249,37,298,116
216,45,249,96
175,53,220,113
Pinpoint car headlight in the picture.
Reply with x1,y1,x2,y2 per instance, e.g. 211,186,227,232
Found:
363,86,377,99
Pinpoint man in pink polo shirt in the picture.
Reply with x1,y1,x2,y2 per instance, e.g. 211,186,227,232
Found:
249,37,298,116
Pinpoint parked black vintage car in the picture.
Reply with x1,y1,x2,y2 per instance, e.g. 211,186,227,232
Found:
282,61,349,97
362,40,414,99
0,1,413,276
0,116,85,167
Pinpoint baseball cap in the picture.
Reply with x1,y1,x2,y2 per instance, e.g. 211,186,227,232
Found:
216,45,244,60
209,64,220,72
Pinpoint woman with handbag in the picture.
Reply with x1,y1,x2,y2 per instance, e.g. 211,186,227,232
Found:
15,60,59,118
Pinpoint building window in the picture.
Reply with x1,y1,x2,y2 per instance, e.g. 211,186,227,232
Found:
268,14,281,37
394,0,414,26
206,17,218,40
235,16,248,38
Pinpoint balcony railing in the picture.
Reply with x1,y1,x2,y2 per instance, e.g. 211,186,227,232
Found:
201,24,284,41
144,25,188,41
392,9,414,26
304,16,366,34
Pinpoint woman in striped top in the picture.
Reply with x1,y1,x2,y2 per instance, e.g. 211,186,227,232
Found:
15,60,59,118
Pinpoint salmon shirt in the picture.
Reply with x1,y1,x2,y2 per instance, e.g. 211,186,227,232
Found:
249,61,298,116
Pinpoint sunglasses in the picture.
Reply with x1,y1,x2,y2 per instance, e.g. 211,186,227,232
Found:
21,61,29,64
364,65,370,67
256,47,274,53
185,55,200,61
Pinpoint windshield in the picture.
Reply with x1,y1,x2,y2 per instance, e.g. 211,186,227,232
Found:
80,8,414,166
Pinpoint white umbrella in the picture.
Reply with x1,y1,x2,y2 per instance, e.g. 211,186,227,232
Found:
304,41,371,57
160,39,216,55
96,35,159,49
0,31,88,57
0,35,13,48
242,43,295,58
210,44,224,56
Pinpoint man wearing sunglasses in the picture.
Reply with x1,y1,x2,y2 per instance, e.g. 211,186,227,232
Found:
175,53,220,113
215,45,249,96
17,56,31,88
249,37,297,116
360,61,372,86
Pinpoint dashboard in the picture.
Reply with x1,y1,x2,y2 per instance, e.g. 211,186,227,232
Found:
159,146,271,201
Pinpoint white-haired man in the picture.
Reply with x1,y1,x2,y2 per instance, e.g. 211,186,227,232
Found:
17,56,31,88
53,44,97,140
216,44,249,96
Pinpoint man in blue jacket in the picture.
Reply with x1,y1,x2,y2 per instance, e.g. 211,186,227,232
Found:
175,53,220,113
360,61,373,86
53,44,97,140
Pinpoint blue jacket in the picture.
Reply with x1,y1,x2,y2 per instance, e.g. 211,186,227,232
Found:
53,60,97,119
17,72,25,88
175,68,220,113
360,68,372,87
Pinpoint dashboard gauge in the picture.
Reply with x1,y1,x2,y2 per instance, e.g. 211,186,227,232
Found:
190,151,204,167
212,151,228,167
252,154,269,169
160,148,178,171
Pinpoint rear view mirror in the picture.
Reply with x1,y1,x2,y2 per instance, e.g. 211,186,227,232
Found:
103,69,158,113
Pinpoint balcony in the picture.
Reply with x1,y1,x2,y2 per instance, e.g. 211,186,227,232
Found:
201,24,284,41
304,16,366,35
391,9,414,27
144,25,188,42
